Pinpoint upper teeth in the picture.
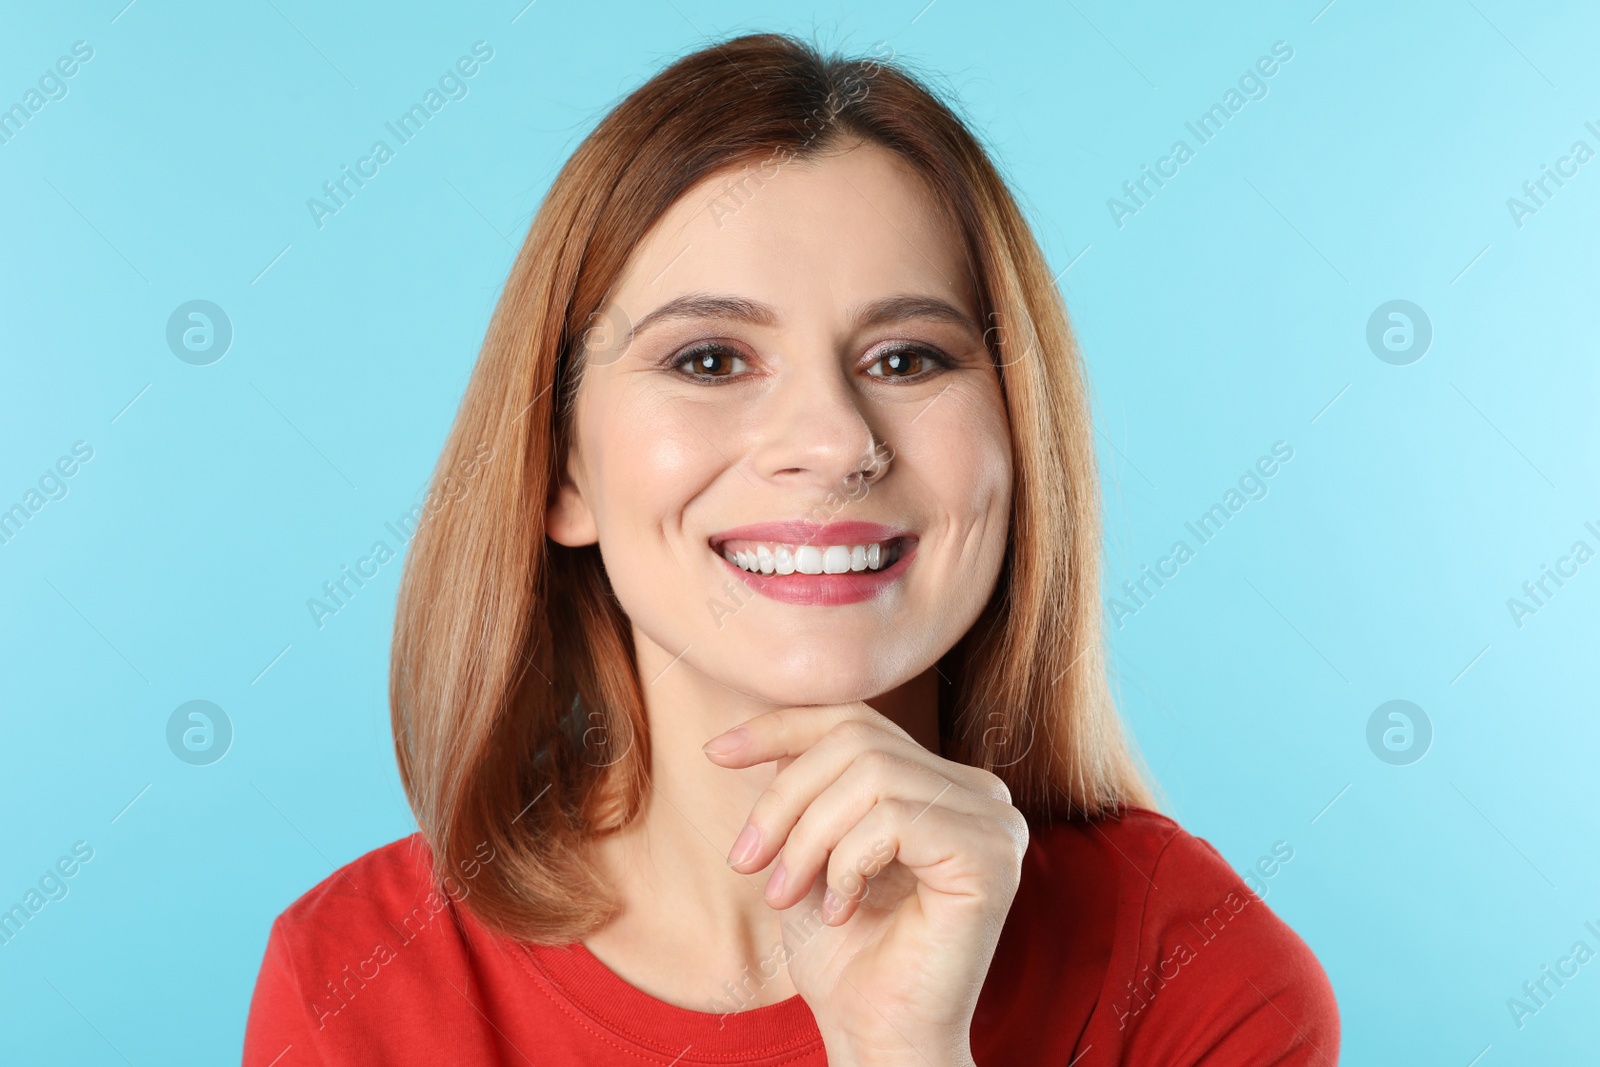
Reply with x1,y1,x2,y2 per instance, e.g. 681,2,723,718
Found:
721,541,893,575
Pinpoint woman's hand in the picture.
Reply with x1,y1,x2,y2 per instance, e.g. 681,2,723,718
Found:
703,702,1028,1067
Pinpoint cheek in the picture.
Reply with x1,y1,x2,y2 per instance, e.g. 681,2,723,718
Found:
892,385,1012,521
584,384,729,532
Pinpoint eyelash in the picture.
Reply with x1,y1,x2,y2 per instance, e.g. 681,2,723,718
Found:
666,342,951,382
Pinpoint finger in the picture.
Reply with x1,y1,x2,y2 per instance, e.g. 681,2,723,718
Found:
817,796,1027,926
761,755,999,909
727,719,1009,872
703,701,912,766
732,721,934,872
707,704,1011,806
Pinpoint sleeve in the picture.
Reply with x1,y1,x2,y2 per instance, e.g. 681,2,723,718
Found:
1119,833,1341,1066
243,916,329,1067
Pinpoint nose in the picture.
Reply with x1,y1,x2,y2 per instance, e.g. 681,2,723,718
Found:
747,358,885,494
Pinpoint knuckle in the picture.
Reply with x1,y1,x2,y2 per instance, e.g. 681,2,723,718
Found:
856,747,898,777
1002,810,1030,861
828,717,875,747
777,836,805,867
753,785,787,820
886,795,923,823
825,861,859,904
825,844,857,883
782,819,821,864
968,767,1011,804
989,773,1015,807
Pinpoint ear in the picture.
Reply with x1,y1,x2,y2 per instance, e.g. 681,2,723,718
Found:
545,453,599,547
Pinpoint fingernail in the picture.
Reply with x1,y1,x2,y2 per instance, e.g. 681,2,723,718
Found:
727,822,760,867
822,888,840,916
703,727,749,757
764,860,787,899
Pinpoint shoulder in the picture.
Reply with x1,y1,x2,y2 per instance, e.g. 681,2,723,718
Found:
1019,808,1340,1064
262,831,509,974
267,833,441,948
1028,803,1186,872
1009,805,1200,944
245,833,514,1063
254,833,457,986
245,834,490,1048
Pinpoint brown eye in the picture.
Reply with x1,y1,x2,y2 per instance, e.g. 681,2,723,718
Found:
673,344,747,379
867,348,928,378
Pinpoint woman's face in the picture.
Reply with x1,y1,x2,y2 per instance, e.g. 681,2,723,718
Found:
548,140,1013,707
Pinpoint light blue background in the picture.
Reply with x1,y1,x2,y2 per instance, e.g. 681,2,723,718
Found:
3,0,1596,1062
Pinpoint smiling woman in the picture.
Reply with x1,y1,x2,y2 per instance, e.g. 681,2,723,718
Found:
244,32,1339,1067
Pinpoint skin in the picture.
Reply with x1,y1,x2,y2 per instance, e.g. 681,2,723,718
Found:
546,139,1027,1067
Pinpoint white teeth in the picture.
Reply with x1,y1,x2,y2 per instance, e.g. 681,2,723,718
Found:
720,539,900,575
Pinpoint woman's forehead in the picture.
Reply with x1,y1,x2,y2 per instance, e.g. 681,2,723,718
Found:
612,141,976,323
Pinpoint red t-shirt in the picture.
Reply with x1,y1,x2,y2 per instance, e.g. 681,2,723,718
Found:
243,807,1339,1065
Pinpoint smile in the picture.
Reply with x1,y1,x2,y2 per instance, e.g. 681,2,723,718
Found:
720,538,904,575
709,521,918,606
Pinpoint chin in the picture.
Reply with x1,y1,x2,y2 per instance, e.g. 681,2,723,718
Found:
718,645,907,709
748,652,928,710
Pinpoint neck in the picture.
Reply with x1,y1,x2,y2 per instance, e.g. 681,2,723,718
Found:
581,628,940,1012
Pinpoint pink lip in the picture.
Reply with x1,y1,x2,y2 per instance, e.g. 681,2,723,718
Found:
710,520,905,549
709,521,917,607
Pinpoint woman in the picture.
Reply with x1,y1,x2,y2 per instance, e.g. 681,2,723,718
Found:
244,33,1339,1066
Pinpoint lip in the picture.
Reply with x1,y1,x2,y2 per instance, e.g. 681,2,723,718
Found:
709,520,917,607
710,520,906,549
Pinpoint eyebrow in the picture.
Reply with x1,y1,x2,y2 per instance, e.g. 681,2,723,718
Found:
618,291,981,350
